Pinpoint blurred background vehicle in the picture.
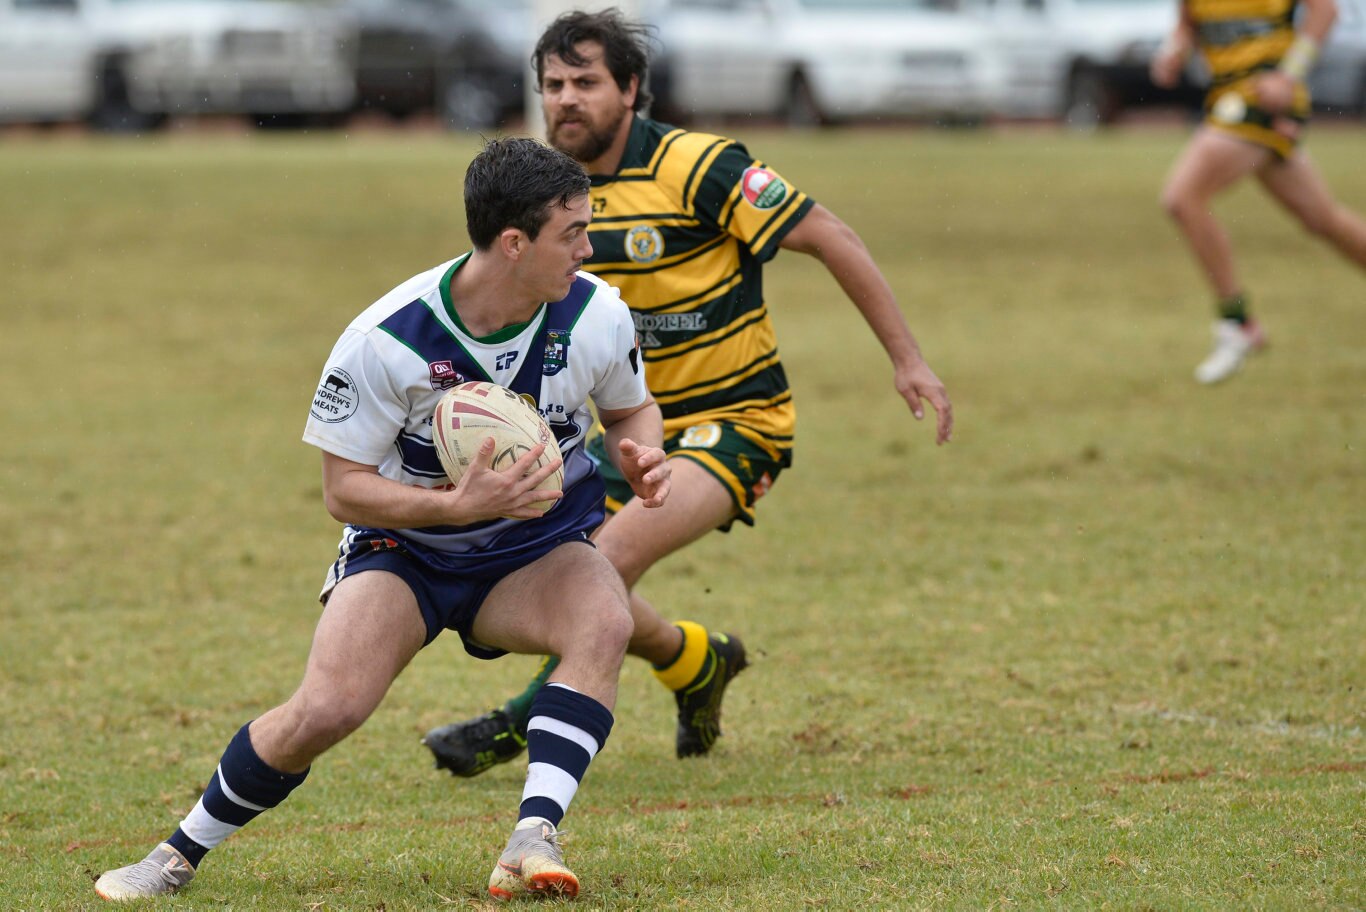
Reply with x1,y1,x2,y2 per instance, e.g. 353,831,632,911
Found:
991,0,1366,127
3,0,1362,132
1312,0,1366,115
648,0,1005,127
345,0,529,129
0,0,355,131
978,0,1201,128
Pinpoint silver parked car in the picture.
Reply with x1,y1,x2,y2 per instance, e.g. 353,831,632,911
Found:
0,0,355,130
1312,0,1366,115
650,0,1007,126
979,0,1200,127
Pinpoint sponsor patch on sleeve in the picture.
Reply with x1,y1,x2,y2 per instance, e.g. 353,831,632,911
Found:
741,167,788,210
311,367,359,423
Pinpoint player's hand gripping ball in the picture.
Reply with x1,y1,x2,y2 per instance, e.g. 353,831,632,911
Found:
432,381,563,515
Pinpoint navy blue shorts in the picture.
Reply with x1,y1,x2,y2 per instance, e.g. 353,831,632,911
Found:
318,527,595,657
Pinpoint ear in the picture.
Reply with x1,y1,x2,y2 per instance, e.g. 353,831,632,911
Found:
498,228,524,261
623,74,639,110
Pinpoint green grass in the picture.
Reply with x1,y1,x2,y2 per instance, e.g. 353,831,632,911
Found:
0,124,1362,910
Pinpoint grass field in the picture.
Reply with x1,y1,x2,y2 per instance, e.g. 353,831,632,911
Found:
0,124,1362,911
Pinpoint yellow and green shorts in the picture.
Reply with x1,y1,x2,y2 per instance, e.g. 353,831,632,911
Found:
1203,81,1310,159
586,419,791,530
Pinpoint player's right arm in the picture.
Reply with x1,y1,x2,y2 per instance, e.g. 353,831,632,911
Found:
1255,0,1337,112
320,446,562,528
1151,4,1197,88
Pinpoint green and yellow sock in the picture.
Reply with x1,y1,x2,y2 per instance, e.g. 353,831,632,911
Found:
652,621,709,692
1218,292,1250,325
504,655,559,726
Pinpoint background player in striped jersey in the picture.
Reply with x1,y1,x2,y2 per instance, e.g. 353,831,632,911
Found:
424,9,952,777
1152,0,1366,384
94,137,670,901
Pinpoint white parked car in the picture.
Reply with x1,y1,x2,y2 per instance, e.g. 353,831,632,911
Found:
977,0,1195,126
0,0,355,130
981,0,1366,125
1312,0,1366,115
650,0,1007,126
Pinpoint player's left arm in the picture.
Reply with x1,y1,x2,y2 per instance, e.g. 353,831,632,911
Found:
780,203,953,445
1257,0,1338,112
598,397,670,508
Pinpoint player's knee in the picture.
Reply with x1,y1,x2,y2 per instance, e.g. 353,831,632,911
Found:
1160,187,1193,222
289,692,372,749
578,598,633,661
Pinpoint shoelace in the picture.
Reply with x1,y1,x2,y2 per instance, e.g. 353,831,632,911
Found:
527,825,570,860
117,857,181,891
469,712,518,741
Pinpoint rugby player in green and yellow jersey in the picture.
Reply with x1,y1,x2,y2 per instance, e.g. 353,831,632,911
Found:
1152,0,1366,384
423,8,952,776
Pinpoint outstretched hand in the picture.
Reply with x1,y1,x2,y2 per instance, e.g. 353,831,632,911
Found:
451,437,564,522
895,360,953,445
617,438,671,508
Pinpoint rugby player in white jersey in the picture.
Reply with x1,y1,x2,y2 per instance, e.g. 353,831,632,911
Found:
94,137,670,902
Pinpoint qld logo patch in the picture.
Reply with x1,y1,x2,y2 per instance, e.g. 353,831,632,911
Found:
311,367,359,423
543,329,571,376
428,360,464,391
741,167,788,210
625,224,664,264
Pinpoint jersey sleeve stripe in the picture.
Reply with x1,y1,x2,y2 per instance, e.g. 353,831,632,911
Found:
681,139,731,215
749,194,814,258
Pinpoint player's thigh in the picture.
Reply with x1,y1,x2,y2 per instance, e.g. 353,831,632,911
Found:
296,569,427,714
592,458,738,588
470,541,630,657
1255,152,1339,230
1163,128,1272,201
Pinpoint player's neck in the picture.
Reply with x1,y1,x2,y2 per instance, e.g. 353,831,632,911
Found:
449,254,542,338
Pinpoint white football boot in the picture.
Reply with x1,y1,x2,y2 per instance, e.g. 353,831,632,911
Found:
1195,319,1266,384
94,843,195,900
488,819,577,901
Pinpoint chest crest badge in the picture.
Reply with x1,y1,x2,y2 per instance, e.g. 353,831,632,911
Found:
625,224,665,264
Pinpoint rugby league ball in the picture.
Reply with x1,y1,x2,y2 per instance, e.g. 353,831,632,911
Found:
431,381,563,514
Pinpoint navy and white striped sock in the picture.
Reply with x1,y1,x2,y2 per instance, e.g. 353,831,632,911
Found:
518,683,614,827
165,722,309,867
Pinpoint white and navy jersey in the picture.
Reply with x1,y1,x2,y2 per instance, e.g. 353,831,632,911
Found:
303,253,647,559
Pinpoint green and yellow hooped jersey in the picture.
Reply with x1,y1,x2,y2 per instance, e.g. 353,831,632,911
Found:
1189,0,1299,88
583,116,814,456
1187,0,1309,154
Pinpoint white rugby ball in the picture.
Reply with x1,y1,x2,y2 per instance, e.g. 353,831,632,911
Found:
431,381,563,516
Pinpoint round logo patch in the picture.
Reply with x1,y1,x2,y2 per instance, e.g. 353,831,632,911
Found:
625,224,664,264
1211,92,1247,125
741,167,788,210
680,422,722,449
311,367,359,423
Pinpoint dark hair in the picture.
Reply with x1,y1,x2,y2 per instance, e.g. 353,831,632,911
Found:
464,137,590,250
532,8,653,113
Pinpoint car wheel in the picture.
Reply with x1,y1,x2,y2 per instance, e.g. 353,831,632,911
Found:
1063,67,1118,131
440,67,502,131
785,72,826,128
87,58,166,133
249,112,311,130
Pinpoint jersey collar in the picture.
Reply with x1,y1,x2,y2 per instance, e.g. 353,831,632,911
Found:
438,251,543,344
